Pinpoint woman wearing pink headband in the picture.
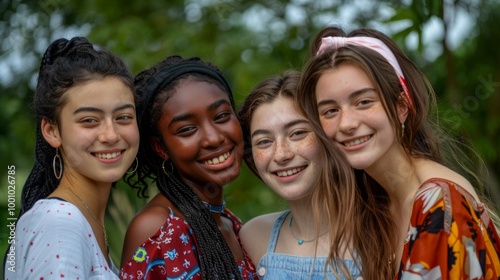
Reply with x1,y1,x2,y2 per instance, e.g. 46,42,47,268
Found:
298,26,500,279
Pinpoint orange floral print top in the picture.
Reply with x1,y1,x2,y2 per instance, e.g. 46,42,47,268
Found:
396,178,500,279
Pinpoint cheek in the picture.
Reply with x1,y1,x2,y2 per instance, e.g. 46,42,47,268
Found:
319,118,337,140
228,119,243,142
251,149,269,174
122,125,140,146
300,135,323,159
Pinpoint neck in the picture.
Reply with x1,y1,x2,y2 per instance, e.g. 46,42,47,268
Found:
365,145,419,204
56,176,112,219
288,203,328,236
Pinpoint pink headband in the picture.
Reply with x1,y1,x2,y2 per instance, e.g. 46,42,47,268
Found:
316,36,414,109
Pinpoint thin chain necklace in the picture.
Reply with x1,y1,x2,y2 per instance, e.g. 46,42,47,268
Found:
67,187,109,253
289,216,329,245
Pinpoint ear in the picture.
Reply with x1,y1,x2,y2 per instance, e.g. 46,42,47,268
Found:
398,92,409,123
41,118,62,148
151,136,169,160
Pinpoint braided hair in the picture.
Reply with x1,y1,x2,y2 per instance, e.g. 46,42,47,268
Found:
125,55,243,279
20,37,134,217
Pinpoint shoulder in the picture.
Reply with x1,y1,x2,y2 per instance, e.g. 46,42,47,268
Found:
417,177,479,207
416,160,480,201
12,200,100,277
413,177,491,234
18,199,88,235
242,211,284,232
240,211,286,265
121,194,175,265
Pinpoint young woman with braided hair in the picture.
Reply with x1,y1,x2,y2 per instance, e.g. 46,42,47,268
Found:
119,55,257,280
298,26,500,279
4,37,139,279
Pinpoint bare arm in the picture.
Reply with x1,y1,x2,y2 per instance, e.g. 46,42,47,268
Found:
120,194,172,267
239,212,282,266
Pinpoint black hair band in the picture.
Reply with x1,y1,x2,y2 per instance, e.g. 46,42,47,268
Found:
141,61,234,122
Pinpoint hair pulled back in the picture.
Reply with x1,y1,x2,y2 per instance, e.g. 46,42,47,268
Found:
21,37,133,216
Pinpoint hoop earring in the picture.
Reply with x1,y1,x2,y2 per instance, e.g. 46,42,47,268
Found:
126,157,138,174
162,160,174,176
401,122,405,139
52,148,63,179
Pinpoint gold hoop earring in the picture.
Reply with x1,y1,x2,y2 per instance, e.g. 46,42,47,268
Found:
52,148,63,179
126,157,138,174
162,160,174,176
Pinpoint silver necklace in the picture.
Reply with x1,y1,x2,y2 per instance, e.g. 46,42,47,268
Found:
289,216,329,245
68,187,109,253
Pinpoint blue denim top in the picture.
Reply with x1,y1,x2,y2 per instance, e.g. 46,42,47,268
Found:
256,210,362,280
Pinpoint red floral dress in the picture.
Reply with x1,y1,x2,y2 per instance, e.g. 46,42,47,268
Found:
120,208,257,279
397,178,500,279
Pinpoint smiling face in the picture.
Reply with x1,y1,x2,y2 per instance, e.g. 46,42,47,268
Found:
154,79,243,196
315,62,399,171
49,76,139,184
250,95,323,202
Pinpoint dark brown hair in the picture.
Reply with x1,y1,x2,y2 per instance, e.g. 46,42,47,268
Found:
22,37,134,216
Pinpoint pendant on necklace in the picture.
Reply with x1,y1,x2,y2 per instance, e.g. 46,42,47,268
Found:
297,239,304,245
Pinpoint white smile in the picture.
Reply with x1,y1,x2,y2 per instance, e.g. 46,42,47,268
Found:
276,166,306,177
94,151,122,159
344,136,371,147
204,151,231,165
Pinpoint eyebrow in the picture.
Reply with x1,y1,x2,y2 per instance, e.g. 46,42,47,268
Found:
317,87,376,107
251,119,309,139
168,98,230,128
73,104,135,115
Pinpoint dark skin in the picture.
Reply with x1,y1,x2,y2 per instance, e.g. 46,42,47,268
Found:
121,79,245,266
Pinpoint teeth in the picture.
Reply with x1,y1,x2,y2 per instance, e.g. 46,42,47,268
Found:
344,136,370,147
94,151,122,159
276,167,305,177
205,151,231,165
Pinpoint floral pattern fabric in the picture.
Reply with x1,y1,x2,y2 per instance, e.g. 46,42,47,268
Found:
397,178,500,279
120,208,257,280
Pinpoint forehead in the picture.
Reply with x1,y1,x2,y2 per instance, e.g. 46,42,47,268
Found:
161,80,230,116
316,63,374,100
250,96,302,131
62,77,134,109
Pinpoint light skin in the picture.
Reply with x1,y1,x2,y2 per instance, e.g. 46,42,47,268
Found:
240,96,329,265
314,61,480,263
121,79,244,266
42,76,139,263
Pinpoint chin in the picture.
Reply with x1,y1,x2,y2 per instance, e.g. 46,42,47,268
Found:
347,160,370,171
215,173,239,187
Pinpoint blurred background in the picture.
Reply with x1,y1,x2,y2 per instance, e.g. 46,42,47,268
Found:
1,0,499,268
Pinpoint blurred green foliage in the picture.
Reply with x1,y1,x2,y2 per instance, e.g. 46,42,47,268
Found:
1,0,499,269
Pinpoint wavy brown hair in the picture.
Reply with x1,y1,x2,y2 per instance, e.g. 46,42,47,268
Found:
238,71,360,278
299,25,495,279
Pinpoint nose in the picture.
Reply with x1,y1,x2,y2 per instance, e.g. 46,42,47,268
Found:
200,123,225,148
273,138,294,164
338,109,359,134
98,120,120,144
